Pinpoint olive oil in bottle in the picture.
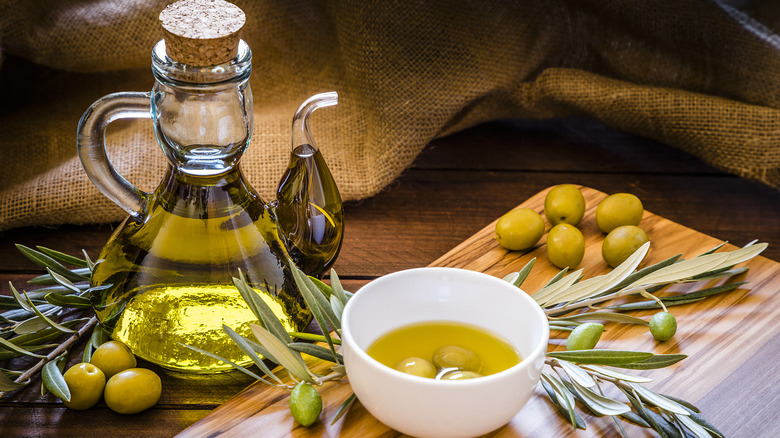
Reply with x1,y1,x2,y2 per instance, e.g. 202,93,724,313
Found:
276,143,344,278
90,169,310,373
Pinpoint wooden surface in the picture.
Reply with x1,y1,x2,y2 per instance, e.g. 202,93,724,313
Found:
1,117,779,437
177,186,780,437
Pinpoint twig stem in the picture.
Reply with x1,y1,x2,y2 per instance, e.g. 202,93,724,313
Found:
0,316,97,398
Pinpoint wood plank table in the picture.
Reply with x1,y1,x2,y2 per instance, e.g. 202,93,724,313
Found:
1,118,779,437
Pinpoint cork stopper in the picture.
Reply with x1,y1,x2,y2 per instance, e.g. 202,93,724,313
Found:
159,0,246,66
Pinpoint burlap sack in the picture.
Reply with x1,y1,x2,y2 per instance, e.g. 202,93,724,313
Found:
1,0,779,232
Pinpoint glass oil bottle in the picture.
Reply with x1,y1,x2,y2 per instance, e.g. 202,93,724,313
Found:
76,0,343,373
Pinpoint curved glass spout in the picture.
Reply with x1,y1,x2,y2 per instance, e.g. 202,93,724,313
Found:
276,92,344,278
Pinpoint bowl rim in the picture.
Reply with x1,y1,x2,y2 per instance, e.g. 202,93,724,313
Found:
341,266,550,385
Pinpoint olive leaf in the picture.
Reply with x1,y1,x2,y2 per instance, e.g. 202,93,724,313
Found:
15,245,90,283
249,324,315,384
567,377,631,416
540,377,587,429
676,413,712,438
22,292,74,334
330,393,357,425
628,383,690,415
41,354,70,401
547,350,654,366
222,325,285,385
541,372,578,427
503,257,536,288
44,293,92,309
289,332,342,345
288,342,343,364
0,336,46,359
0,368,28,391
36,247,89,268
581,365,653,383
232,271,292,345
553,359,595,388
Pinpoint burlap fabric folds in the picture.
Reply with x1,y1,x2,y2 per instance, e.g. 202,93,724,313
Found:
1,0,779,231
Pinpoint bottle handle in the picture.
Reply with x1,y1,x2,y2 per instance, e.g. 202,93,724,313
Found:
77,92,151,220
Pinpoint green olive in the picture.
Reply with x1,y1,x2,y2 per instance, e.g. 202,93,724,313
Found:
649,312,677,341
432,345,482,372
596,193,644,233
440,370,483,380
395,357,437,378
90,340,137,379
62,362,106,410
544,184,586,226
495,208,545,251
103,368,162,415
546,224,585,269
566,322,604,351
289,382,323,427
602,225,650,268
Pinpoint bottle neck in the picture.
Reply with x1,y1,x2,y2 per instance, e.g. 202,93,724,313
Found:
150,40,254,177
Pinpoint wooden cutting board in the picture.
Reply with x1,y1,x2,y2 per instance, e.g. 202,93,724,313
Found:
177,186,780,437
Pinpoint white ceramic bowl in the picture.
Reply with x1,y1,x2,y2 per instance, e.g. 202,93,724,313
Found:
341,267,549,438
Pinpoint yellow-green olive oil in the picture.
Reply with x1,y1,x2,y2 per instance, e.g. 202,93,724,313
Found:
366,321,522,377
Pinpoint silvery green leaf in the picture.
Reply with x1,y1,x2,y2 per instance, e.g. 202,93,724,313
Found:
504,258,536,288
710,242,766,271
223,325,285,385
697,241,727,256
602,254,682,296
534,269,583,305
542,372,578,427
291,266,340,361
293,266,341,333
689,413,724,438
0,336,45,358
0,368,27,391
552,312,649,326
568,378,630,416
44,269,82,294
330,393,357,425
607,297,704,311
547,350,653,366
540,378,587,429
621,387,677,438
308,276,334,299
10,318,85,346
15,244,90,283
544,243,649,307
232,272,291,345
288,342,343,364
42,355,70,401
182,343,282,387
329,269,351,305
83,250,97,272
250,324,315,384
22,292,74,334
44,293,92,308
620,411,651,427
628,253,729,287
550,267,573,287
242,337,279,366
618,354,687,370
0,344,57,361
36,247,89,268
330,295,344,324
581,365,653,383
662,282,747,303
289,332,342,345
14,316,54,335
629,383,690,415
542,274,617,308
8,282,32,312
676,413,713,438
554,359,595,387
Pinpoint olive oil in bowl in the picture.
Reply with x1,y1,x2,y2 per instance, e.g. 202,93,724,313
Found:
366,320,522,379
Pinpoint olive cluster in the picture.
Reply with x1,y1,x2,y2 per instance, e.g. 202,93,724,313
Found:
395,345,483,380
60,341,162,414
496,185,677,345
